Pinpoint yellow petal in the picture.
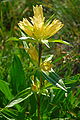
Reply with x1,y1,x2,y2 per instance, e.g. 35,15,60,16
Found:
18,19,33,37
41,61,53,71
27,44,38,62
44,19,64,38
23,18,33,30
33,5,44,21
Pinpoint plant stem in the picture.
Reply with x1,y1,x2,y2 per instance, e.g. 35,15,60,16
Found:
37,43,42,120
38,43,42,66
37,94,40,120
38,43,43,87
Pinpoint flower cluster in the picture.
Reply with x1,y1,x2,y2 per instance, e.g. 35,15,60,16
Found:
18,5,63,41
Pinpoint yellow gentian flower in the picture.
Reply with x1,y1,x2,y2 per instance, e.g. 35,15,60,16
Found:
40,61,53,71
18,5,64,41
32,83,38,92
27,43,38,62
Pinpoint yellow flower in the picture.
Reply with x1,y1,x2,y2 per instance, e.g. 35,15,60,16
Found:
18,5,64,41
40,61,53,71
32,83,38,92
27,43,38,62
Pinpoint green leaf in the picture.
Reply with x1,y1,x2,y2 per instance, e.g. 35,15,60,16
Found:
10,55,26,94
45,14,55,25
5,87,33,108
65,74,80,85
1,109,17,120
29,94,37,115
7,37,19,42
0,80,13,100
19,37,37,43
0,113,15,120
41,40,50,48
52,54,66,64
41,71,67,92
48,39,72,46
7,36,37,43
44,54,53,62
49,70,66,89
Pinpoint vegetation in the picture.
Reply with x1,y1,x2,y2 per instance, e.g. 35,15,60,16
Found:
0,0,80,120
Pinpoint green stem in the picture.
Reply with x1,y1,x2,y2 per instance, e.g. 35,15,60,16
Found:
38,43,42,66
37,43,42,120
37,94,40,120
